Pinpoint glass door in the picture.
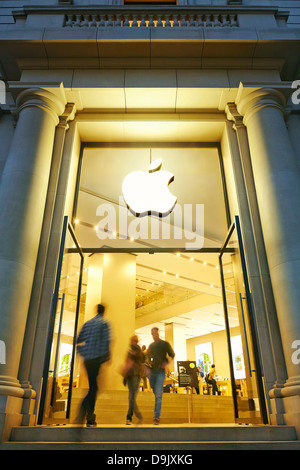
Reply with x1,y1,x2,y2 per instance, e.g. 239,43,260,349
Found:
219,216,268,425
38,216,84,425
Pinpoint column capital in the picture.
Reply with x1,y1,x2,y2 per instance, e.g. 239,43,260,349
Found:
225,103,245,130
15,88,66,126
236,88,287,126
8,83,67,126
57,102,77,130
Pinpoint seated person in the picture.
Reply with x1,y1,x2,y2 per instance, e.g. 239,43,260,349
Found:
206,364,219,395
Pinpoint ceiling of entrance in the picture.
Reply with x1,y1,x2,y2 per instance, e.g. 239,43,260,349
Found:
133,251,232,345
60,249,238,347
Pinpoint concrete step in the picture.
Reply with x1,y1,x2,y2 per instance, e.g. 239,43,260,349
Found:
1,424,300,450
6,389,297,450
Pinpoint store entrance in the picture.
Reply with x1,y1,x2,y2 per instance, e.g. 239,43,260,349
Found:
38,216,268,426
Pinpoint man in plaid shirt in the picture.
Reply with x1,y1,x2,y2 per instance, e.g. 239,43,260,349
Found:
76,304,111,426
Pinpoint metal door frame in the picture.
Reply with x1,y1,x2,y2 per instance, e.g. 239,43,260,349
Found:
219,215,268,425
39,214,268,426
38,216,84,425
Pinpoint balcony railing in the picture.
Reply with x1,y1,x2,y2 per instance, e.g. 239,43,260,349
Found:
11,5,288,31
64,11,239,28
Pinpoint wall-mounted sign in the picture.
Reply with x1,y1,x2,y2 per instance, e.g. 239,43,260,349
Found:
122,158,177,217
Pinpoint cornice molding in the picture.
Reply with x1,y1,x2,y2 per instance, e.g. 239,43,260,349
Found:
11,4,283,16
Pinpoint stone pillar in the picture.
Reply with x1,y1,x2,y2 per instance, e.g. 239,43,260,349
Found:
18,104,76,395
84,253,104,323
99,253,136,391
77,253,104,390
226,103,287,393
165,323,186,373
237,88,300,390
0,88,65,398
29,119,77,396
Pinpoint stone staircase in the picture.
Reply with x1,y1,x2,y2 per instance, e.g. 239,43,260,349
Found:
1,390,300,450
1,423,300,450
70,389,235,425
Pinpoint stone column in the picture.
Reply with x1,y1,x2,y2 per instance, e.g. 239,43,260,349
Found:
18,104,76,394
29,119,78,395
84,253,104,323
100,253,136,391
226,103,287,393
237,88,300,390
165,323,186,373
0,88,65,397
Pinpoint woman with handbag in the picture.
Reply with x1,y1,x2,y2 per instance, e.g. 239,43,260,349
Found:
122,335,144,425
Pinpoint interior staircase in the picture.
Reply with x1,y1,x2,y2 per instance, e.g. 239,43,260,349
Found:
70,389,236,425
1,390,300,450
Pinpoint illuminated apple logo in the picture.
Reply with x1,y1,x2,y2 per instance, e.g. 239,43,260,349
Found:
122,158,177,217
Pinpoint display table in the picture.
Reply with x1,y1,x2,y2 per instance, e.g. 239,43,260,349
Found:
216,380,230,396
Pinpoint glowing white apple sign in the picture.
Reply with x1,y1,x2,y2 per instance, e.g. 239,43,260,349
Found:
122,158,177,217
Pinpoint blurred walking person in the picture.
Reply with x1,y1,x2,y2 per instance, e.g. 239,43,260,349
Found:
76,304,111,427
146,327,175,425
121,335,144,425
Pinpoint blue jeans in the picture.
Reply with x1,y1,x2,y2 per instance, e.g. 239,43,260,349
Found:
149,369,165,419
126,375,142,421
78,357,102,424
